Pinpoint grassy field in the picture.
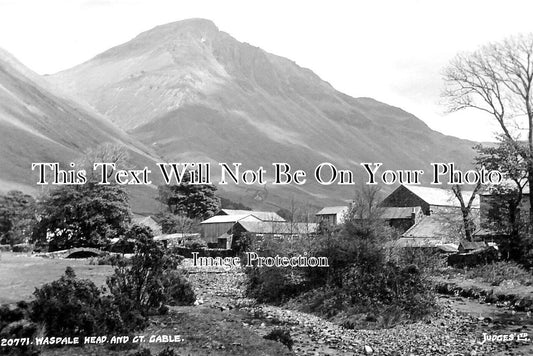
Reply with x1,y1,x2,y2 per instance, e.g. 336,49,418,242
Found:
0,252,113,304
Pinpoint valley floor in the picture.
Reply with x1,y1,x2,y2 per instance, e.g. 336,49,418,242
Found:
2,253,533,355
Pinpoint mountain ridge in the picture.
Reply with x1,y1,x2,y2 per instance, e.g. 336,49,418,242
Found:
3,18,478,209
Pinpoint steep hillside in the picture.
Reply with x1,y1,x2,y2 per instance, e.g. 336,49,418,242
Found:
49,19,476,208
0,48,160,214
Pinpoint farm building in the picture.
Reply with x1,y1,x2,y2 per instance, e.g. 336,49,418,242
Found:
199,209,285,246
317,205,423,233
387,237,458,253
380,185,479,215
233,220,318,237
316,206,349,225
458,240,487,253
378,206,423,233
402,208,472,243
213,220,319,249
154,233,200,248
132,215,162,235
216,209,285,222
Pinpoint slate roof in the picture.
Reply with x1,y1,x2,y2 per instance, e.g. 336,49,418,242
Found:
235,221,318,234
380,207,420,220
218,209,285,222
402,212,464,240
153,233,200,241
200,214,261,224
402,185,480,208
316,206,349,215
459,240,487,251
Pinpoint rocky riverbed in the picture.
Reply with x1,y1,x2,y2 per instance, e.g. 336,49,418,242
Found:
183,262,533,355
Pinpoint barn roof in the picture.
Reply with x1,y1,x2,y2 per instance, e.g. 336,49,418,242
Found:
154,233,200,241
235,221,318,234
218,209,285,222
200,214,261,224
316,206,349,215
402,185,480,208
458,240,487,251
380,207,420,220
402,212,463,240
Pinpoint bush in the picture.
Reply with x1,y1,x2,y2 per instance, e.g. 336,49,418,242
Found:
128,348,179,356
129,348,152,356
243,210,437,321
90,253,130,266
182,236,207,249
463,261,533,286
30,267,123,337
263,328,293,350
161,271,196,306
106,226,194,330
158,348,179,356
243,236,309,303
245,266,302,303
394,247,447,273
11,244,32,253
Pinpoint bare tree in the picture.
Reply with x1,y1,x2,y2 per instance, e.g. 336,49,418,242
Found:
350,184,383,220
443,34,533,223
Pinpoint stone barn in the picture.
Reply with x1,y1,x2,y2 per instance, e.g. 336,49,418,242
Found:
380,185,479,215
315,206,349,225
199,209,285,246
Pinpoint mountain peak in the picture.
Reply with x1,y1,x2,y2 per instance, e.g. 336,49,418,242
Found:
89,18,219,62
139,18,219,40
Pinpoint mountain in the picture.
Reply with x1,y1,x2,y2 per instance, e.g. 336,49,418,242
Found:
0,47,161,214
48,18,476,208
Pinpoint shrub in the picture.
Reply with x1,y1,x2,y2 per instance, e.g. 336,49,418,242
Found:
263,328,293,350
11,244,32,253
129,348,152,356
244,210,437,321
106,226,194,330
30,267,124,337
182,235,207,249
161,271,196,306
245,266,301,303
243,236,308,303
464,261,533,286
90,253,130,266
394,247,447,273
0,319,39,356
158,348,179,356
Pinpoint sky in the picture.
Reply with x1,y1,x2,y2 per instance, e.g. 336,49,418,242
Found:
0,0,532,142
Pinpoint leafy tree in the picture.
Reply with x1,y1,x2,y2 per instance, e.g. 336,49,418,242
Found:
158,171,219,220
33,182,131,250
32,144,133,251
219,196,251,210
475,137,530,260
451,182,483,241
0,190,36,245
158,212,196,234
475,137,529,232
443,34,533,223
